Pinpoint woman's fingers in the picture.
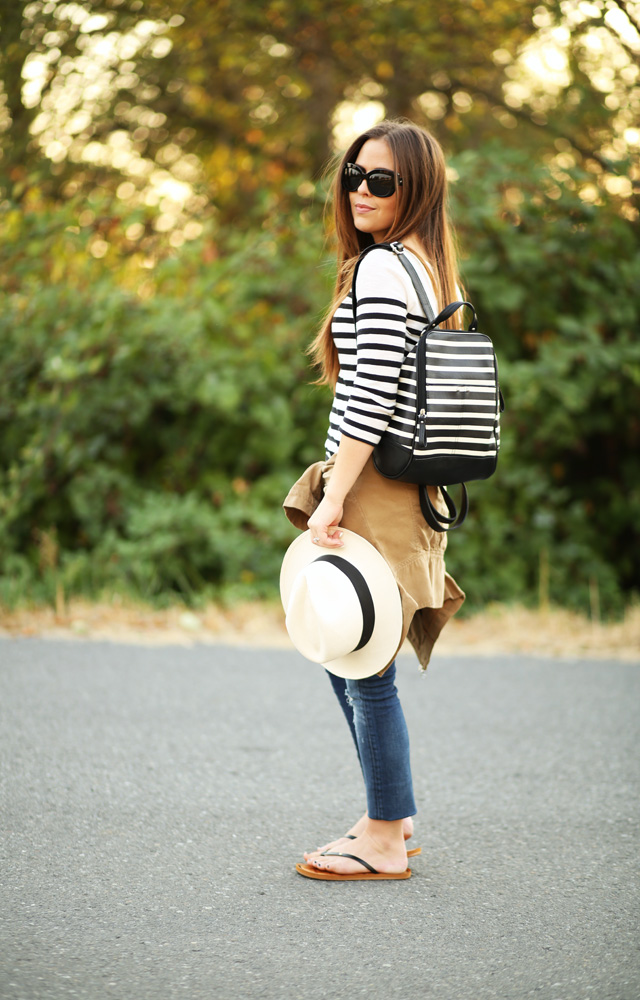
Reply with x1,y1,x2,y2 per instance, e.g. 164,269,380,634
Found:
308,497,344,547
308,521,343,548
310,527,343,548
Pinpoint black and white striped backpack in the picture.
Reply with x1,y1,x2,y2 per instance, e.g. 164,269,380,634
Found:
352,241,504,532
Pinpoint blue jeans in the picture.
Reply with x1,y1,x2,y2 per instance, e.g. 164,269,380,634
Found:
328,661,416,821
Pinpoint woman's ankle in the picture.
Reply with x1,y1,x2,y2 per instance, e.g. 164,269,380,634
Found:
345,811,368,837
364,817,406,848
348,812,414,842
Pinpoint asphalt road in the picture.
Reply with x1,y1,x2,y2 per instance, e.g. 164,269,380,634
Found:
1,638,638,1000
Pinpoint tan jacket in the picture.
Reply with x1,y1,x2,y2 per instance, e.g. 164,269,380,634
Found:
283,455,465,674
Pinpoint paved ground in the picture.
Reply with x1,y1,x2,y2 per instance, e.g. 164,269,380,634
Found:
0,639,638,1000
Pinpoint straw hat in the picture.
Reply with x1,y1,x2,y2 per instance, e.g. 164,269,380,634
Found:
280,529,403,679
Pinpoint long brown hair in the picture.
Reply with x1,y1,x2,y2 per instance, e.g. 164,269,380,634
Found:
309,119,464,387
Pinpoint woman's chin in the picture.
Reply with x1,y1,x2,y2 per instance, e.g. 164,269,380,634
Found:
353,219,380,240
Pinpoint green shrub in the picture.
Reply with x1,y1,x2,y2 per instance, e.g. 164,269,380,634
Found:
445,148,640,615
0,155,638,617
0,195,331,605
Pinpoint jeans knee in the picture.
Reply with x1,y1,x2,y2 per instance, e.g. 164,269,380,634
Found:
345,679,360,709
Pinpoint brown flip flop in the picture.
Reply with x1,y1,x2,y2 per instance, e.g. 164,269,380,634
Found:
296,851,412,881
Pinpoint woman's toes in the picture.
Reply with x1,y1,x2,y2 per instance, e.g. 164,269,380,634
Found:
311,858,334,871
303,836,346,862
304,848,328,862
304,842,333,862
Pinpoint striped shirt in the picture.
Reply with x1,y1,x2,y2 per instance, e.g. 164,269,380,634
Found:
325,247,441,458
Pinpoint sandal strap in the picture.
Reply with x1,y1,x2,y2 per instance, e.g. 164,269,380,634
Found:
320,834,356,856
321,851,379,874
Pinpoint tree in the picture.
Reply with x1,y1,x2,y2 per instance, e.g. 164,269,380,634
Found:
3,0,636,224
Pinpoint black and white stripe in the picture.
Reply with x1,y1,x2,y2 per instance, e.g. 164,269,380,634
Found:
325,248,500,480
389,331,500,461
325,248,439,457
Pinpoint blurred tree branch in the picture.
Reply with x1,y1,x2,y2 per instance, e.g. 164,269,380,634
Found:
0,0,636,220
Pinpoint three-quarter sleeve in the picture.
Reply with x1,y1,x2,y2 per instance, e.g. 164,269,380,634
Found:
339,252,409,447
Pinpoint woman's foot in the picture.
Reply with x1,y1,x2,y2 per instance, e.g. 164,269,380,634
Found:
306,820,408,876
303,812,413,862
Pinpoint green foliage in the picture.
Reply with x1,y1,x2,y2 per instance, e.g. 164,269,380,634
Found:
0,194,333,605
2,0,640,625
1,151,638,616
444,148,640,615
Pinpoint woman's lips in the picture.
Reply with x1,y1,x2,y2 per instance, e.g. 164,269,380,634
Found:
355,203,374,212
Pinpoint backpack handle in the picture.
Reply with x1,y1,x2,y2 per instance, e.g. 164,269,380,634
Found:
426,301,478,332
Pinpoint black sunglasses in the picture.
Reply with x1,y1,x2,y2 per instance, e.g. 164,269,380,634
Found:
342,162,403,198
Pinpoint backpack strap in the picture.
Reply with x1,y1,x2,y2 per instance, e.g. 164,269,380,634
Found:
351,241,438,327
388,242,437,325
391,242,478,332
419,484,469,532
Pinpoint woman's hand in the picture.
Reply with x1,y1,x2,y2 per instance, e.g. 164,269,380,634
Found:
307,495,344,548
307,437,373,548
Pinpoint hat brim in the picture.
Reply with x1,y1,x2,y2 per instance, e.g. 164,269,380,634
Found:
280,529,403,679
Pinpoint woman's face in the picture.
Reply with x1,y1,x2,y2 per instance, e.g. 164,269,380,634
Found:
347,138,399,244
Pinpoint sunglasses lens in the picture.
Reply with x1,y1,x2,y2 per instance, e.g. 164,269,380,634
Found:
343,164,364,191
368,171,396,197
342,164,397,197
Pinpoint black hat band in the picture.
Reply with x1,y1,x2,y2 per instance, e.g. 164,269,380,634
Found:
315,554,376,652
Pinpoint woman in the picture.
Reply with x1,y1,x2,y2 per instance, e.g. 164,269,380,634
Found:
284,119,465,880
